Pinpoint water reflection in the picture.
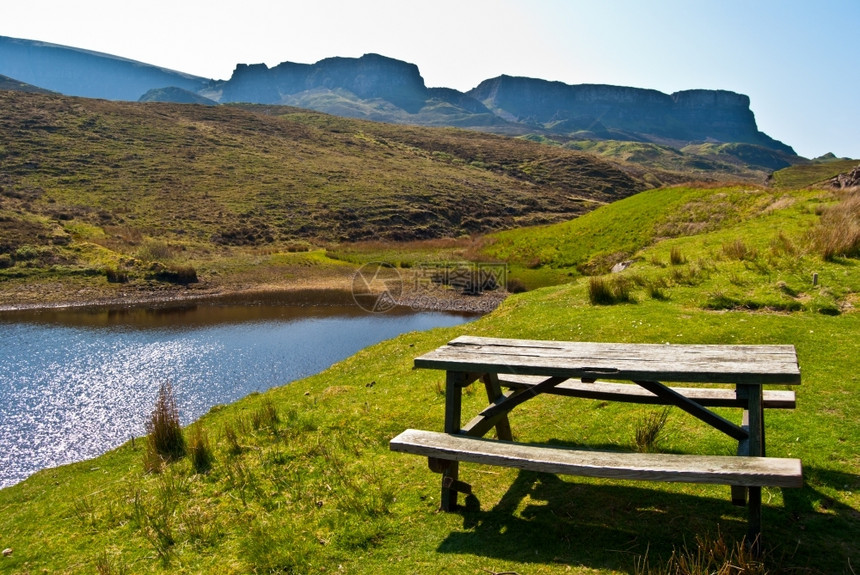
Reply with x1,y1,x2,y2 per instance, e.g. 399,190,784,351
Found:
0,294,475,488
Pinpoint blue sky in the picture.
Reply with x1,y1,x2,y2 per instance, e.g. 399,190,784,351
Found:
2,0,858,159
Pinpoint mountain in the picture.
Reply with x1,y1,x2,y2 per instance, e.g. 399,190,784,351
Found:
468,76,794,154
0,73,54,94
0,36,209,100
139,87,218,106
0,35,800,174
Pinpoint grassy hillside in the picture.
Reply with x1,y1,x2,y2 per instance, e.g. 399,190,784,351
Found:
1,182,857,574
0,91,648,306
533,138,804,184
768,158,860,189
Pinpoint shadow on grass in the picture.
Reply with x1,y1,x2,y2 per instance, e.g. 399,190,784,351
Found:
435,467,859,573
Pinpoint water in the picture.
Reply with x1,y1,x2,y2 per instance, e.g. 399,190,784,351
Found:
0,293,475,488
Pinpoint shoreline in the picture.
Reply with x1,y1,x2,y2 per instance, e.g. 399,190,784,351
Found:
0,279,508,315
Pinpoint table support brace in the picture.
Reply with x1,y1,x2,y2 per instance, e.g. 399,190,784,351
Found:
635,380,748,441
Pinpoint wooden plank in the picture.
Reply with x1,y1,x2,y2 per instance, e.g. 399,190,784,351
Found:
498,375,796,408
481,373,513,441
478,376,567,420
461,390,516,438
390,429,803,488
415,336,801,385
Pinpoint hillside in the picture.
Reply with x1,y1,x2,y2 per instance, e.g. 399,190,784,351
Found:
0,91,646,307
0,182,856,574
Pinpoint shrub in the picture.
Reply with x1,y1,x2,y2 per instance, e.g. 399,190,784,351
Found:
137,240,173,262
588,276,615,305
634,407,671,453
0,253,13,269
188,425,214,474
105,267,129,283
635,531,767,575
770,230,797,256
144,382,186,472
251,400,279,431
506,277,528,294
812,191,860,260
284,240,311,252
588,276,634,305
647,279,669,300
149,265,198,285
722,239,757,261
14,244,39,261
223,423,243,456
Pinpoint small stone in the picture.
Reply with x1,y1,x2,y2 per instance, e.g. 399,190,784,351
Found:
2,548,12,557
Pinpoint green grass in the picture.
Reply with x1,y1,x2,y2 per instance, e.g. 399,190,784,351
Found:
1,182,857,574
769,159,860,189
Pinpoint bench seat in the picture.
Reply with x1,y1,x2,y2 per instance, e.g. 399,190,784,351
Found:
497,374,796,409
390,429,803,488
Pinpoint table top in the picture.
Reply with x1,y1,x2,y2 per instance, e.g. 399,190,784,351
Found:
414,336,801,385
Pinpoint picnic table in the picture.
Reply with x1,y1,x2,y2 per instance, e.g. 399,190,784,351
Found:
390,336,802,543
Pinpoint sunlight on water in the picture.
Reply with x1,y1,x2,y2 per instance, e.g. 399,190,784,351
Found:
0,304,473,488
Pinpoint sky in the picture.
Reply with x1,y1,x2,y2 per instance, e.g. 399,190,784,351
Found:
2,0,858,159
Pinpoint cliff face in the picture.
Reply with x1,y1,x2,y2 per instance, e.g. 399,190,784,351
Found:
468,76,793,153
218,54,429,112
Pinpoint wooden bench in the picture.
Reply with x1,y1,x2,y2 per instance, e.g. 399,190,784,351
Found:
391,336,802,545
391,429,803,487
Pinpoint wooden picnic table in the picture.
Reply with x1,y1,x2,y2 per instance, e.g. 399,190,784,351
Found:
390,335,802,544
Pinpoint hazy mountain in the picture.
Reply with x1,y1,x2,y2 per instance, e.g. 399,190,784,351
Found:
0,36,209,100
0,73,54,94
139,87,218,106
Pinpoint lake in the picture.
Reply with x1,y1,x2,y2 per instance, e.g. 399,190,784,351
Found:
0,292,476,488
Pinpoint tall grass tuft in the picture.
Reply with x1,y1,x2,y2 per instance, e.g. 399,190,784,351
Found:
635,531,768,574
188,424,214,474
813,191,860,260
588,275,634,305
251,400,279,431
144,382,186,472
669,246,686,266
634,407,671,453
722,239,757,261
95,549,128,575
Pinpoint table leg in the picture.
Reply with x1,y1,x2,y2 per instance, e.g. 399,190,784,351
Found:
481,373,513,441
739,384,764,549
441,370,466,511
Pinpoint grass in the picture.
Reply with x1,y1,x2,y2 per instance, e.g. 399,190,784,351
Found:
769,159,859,189
1,179,858,574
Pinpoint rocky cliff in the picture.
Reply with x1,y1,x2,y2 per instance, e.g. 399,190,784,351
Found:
468,76,793,153
212,54,429,113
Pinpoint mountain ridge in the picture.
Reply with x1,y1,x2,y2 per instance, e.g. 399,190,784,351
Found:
0,35,798,171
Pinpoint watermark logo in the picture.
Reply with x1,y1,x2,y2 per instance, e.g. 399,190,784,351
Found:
351,262,403,313
351,261,508,313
